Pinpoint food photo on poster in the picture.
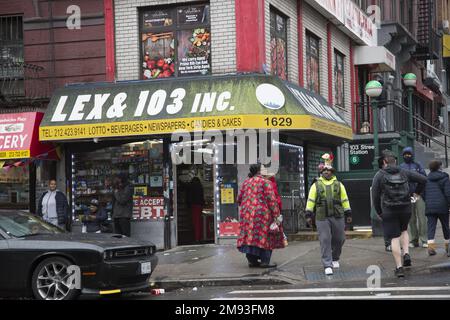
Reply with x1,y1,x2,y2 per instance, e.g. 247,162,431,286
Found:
177,28,211,76
141,32,175,79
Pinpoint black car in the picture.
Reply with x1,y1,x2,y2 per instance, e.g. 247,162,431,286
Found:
0,210,158,300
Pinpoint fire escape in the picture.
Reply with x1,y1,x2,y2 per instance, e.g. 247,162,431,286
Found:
412,0,441,61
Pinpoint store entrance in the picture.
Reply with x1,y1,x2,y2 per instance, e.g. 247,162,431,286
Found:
176,164,214,245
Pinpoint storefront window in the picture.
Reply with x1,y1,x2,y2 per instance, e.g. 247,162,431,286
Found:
72,140,165,221
141,4,211,79
334,50,345,109
270,9,288,80
0,162,29,209
306,32,320,94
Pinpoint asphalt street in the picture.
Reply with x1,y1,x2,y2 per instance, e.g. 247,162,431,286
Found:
96,269,450,300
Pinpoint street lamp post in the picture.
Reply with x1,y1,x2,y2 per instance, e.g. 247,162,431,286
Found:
365,80,383,170
403,73,417,135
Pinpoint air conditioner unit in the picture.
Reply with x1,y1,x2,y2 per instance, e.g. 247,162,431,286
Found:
443,20,450,33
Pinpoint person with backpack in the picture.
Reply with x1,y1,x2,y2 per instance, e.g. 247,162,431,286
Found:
372,150,427,278
400,147,428,248
305,153,352,276
423,160,450,256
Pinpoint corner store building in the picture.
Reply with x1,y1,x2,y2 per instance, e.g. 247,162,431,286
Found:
38,0,383,249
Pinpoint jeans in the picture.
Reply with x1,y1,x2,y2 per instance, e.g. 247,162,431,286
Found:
427,214,450,240
114,218,131,237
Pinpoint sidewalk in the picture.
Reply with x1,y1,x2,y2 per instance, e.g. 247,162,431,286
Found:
149,236,450,290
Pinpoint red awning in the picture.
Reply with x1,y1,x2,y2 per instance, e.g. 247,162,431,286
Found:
0,112,57,160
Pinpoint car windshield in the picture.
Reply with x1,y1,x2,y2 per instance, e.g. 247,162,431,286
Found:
0,211,63,238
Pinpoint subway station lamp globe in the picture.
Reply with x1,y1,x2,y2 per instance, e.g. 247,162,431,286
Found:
403,73,417,87
365,80,383,98
365,80,382,170
403,73,416,134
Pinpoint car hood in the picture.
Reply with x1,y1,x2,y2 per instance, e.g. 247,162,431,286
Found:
17,232,155,250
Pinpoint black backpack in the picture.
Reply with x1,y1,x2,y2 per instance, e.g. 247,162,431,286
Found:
382,170,411,207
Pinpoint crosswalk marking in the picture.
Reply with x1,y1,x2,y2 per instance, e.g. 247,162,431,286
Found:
228,286,450,294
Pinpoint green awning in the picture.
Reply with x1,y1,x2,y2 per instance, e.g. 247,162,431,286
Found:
39,74,352,141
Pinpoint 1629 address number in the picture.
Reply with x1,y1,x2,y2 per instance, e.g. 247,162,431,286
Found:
264,117,292,127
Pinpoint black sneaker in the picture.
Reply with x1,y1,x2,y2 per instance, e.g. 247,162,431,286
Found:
403,253,412,267
395,267,405,278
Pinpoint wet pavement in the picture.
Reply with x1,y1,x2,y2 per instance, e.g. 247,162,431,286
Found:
149,232,450,290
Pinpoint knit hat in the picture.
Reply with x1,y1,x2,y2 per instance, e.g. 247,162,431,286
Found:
319,153,335,172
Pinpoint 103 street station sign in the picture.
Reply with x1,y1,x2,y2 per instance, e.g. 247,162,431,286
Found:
349,143,375,170
39,74,352,141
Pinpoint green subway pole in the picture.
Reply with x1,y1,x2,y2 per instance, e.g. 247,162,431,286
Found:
403,73,417,144
365,80,383,170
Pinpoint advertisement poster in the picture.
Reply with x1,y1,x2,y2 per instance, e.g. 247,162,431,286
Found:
133,196,165,219
220,184,234,204
177,28,211,76
143,9,173,28
134,186,148,196
177,5,210,25
142,32,175,79
150,175,163,187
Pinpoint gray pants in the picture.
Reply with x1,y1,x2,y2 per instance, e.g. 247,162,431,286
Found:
316,217,346,268
408,196,427,245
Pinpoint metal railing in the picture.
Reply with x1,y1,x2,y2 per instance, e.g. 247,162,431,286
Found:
0,62,49,108
354,99,450,167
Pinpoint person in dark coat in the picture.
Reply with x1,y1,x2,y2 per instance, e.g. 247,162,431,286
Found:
112,175,133,237
37,179,70,230
81,199,108,233
400,147,428,248
423,160,450,256
186,177,205,243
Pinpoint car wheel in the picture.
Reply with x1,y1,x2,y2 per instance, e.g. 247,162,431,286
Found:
31,257,80,300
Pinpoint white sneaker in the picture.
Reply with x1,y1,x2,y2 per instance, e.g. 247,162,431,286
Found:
422,243,428,248
324,267,333,275
332,261,340,269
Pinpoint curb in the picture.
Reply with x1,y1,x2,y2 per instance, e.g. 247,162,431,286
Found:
150,275,295,291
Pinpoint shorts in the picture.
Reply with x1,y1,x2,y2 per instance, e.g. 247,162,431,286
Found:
382,212,412,239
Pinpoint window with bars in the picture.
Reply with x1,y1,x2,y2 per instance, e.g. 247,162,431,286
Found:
306,31,320,94
0,15,24,97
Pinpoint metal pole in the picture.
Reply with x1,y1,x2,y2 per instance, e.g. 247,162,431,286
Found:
407,87,414,135
445,135,449,168
372,99,379,170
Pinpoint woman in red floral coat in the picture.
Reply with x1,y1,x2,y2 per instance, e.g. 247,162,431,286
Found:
237,164,284,268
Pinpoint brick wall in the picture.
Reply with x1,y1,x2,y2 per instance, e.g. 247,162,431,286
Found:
114,0,236,81
264,0,298,84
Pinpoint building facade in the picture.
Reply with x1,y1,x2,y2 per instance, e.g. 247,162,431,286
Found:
0,0,109,213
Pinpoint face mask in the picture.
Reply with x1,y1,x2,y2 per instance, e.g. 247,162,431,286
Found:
403,154,413,163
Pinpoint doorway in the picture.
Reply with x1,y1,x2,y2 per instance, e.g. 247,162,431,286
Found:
175,163,215,245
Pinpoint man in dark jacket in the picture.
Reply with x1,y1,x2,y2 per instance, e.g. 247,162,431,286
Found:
372,150,427,277
81,199,108,233
400,147,428,248
112,175,133,237
423,160,450,256
37,179,70,230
